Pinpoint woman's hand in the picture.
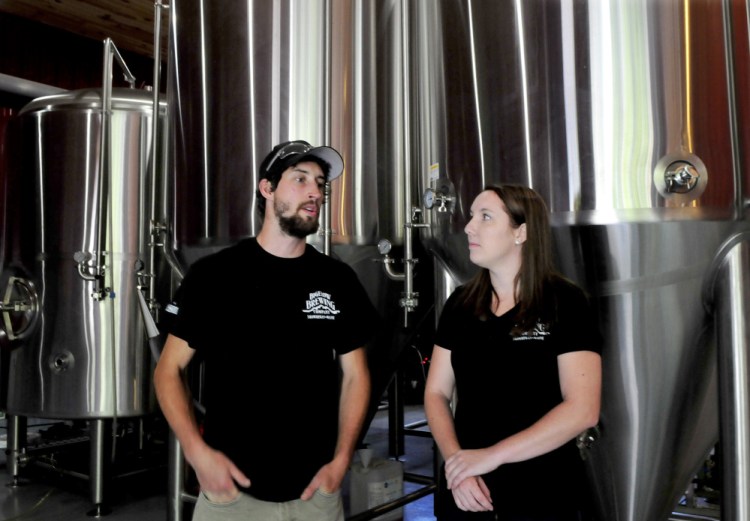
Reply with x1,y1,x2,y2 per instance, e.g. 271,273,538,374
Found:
450,475,493,512
445,448,498,490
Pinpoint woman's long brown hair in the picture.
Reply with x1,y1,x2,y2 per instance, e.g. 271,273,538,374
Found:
457,184,559,333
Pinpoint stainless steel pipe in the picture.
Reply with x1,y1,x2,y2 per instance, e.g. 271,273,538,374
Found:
706,233,750,521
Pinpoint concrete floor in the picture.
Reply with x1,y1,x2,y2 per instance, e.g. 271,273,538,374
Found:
0,406,437,521
0,407,726,521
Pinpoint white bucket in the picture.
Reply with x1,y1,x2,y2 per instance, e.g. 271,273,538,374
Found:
349,449,404,521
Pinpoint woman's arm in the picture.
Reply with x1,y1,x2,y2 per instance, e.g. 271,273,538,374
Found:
444,350,601,488
425,345,494,512
424,345,461,459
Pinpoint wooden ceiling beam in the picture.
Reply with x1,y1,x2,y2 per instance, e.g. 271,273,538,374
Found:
0,0,168,60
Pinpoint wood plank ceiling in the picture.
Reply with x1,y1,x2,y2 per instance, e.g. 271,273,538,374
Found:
0,0,167,60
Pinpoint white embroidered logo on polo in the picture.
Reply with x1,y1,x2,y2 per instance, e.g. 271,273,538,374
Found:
513,321,550,341
303,290,341,320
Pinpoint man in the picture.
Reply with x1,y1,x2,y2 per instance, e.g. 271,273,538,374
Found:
154,140,379,521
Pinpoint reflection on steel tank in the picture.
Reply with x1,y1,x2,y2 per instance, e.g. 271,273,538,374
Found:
0,107,13,349
165,1,750,520
0,107,15,408
411,2,749,521
1,88,167,419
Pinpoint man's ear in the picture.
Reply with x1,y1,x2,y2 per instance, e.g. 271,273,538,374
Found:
259,178,274,198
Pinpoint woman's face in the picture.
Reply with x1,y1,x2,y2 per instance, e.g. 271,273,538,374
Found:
464,190,525,269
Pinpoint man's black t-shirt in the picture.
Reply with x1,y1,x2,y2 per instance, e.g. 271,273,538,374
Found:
168,237,379,502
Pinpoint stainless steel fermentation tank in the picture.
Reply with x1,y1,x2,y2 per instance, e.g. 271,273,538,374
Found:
0,80,168,513
166,1,750,520
2,87,165,420
0,28,171,511
420,2,750,519
414,2,750,520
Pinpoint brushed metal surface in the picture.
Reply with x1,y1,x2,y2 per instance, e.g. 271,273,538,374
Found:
167,0,394,255
161,1,750,520
3,88,164,418
410,1,749,520
706,233,750,521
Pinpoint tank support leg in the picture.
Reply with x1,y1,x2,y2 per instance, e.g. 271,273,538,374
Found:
387,370,405,458
87,419,112,517
167,431,187,521
5,414,26,487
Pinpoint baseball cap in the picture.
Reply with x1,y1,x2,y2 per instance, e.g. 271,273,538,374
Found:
259,140,344,182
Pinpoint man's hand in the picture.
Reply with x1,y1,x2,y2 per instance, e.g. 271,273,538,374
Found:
188,446,251,502
300,460,347,501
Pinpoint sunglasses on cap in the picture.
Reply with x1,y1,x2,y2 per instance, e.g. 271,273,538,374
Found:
264,141,314,175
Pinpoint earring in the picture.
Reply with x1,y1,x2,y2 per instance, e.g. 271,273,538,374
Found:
514,239,521,245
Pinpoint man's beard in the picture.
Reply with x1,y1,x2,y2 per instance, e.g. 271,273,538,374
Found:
274,199,320,238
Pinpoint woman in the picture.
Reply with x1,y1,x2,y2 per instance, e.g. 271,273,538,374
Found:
424,185,602,521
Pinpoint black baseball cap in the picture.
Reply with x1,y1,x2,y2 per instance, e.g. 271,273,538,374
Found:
259,140,344,183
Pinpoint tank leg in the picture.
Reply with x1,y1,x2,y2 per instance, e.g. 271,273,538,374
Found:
5,414,27,487
87,419,112,517
387,371,405,458
167,430,187,521
433,441,443,517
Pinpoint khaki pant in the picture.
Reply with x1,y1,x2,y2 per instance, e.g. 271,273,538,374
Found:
192,489,344,521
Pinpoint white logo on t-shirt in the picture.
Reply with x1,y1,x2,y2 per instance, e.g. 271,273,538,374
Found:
303,291,340,320
513,321,550,341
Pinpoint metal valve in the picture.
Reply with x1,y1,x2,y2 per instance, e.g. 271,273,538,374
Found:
423,187,455,213
375,239,406,282
665,161,700,194
576,425,601,460
653,153,707,202
1,276,39,341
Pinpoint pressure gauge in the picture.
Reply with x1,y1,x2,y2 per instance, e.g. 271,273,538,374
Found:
423,188,436,209
377,239,392,255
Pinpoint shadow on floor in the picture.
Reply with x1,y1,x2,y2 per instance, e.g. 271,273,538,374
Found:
0,406,438,521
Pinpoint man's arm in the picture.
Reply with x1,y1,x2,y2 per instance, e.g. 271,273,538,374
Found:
154,334,250,500
300,346,371,499
333,346,371,467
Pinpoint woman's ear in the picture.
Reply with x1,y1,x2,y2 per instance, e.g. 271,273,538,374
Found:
516,223,527,244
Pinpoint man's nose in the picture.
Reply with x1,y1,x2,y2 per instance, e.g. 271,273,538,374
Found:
309,184,323,200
